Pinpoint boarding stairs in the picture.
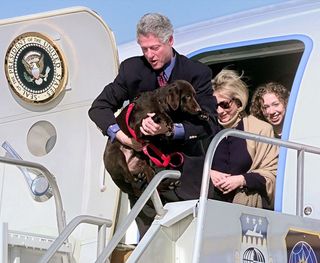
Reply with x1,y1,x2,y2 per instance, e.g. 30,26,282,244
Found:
94,129,320,263
0,154,112,263
2,129,320,262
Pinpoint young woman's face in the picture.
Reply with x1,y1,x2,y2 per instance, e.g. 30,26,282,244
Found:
261,92,286,126
214,92,239,124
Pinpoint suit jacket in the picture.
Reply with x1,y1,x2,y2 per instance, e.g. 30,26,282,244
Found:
89,49,218,157
89,50,219,201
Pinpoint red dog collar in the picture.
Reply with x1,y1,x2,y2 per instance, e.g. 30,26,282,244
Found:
125,102,184,168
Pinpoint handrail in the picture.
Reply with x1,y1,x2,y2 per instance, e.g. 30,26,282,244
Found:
192,128,320,263
2,141,53,202
95,169,181,263
0,156,66,233
38,215,112,263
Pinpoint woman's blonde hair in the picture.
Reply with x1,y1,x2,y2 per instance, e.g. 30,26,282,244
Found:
212,69,248,112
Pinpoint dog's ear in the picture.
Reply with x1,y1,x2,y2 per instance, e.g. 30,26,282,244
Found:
166,84,180,110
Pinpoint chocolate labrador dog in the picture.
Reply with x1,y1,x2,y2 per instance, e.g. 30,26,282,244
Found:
104,80,209,197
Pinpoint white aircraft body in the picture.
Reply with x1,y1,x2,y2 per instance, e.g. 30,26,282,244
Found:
1,0,320,262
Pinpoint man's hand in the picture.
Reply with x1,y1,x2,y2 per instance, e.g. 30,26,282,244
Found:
116,130,143,151
140,113,170,136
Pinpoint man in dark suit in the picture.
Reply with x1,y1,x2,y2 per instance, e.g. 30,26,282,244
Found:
88,13,218,238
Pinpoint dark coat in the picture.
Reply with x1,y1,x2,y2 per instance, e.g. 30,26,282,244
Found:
88,49,218,199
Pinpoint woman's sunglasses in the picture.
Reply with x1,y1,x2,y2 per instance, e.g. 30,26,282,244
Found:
216,99,233,110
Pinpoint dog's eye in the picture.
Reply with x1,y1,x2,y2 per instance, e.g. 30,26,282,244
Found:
181,94,193,103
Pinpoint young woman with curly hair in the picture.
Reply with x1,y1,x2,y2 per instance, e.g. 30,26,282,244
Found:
250,82,290,138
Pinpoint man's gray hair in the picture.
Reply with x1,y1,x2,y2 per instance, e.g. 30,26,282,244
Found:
136,13,173,43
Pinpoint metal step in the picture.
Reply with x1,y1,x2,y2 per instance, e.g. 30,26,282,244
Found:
1,222,71,263
127,199,320,262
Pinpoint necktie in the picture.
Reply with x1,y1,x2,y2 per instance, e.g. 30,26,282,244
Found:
157,72,167,87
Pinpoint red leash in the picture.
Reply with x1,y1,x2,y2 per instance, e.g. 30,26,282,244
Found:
125,103,184,168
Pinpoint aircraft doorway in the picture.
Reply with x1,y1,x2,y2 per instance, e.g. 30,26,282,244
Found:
191,38,305,106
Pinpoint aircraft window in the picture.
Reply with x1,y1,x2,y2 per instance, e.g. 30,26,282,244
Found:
191,40,304,102
27,120,57,157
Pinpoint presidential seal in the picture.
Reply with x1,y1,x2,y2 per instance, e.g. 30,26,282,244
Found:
4,32,68,104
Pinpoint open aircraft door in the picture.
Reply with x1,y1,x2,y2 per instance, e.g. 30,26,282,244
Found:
0,7,121,262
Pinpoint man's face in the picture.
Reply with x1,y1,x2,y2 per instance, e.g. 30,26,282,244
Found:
137,33,173,70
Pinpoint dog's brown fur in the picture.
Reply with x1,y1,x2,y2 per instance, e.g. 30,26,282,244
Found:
104,80,209,197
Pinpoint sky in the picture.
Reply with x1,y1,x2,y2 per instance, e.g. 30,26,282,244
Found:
0,0,291,45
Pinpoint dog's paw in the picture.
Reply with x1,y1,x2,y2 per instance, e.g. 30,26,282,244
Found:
165,123,174,136
199,111,209,121
137,172,146,179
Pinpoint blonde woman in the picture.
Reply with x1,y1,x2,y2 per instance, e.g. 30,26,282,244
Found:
210,69,278,209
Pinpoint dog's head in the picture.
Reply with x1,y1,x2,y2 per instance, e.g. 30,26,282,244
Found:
162,80,209,121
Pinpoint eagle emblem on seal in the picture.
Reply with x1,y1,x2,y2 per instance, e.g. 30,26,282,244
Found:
22,51,51,85
5,32,68,104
